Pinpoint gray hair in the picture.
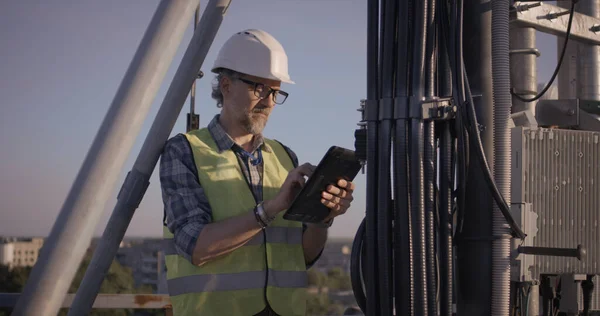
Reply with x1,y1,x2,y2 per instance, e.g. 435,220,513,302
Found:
211,68,242,108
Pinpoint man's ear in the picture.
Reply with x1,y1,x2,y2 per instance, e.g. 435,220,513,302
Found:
220,76,232,98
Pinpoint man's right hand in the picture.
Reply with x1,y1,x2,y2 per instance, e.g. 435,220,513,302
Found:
192,163,314,266
264,162,316,217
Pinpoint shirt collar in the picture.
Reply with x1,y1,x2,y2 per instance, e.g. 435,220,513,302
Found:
207,114,271,154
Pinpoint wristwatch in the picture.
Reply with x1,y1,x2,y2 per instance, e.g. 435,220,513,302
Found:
254,202,274,229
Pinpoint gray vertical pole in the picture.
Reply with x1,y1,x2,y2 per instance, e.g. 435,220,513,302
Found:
11,1,200,315
527,283,540,316
68,1,231,315
187,6,201,132
456,0,494,314
509,26,538,113
577,0,600,101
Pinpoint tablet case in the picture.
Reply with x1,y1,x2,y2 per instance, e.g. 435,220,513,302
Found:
283,146,362,223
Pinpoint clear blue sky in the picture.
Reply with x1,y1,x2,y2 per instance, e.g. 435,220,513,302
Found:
0,0,558,238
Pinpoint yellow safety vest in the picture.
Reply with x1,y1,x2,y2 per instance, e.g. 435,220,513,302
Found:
163,128,307,316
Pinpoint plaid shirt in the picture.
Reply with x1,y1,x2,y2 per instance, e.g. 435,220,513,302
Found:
160,115,316,264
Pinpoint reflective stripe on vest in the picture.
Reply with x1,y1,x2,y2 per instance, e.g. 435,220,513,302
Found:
163,128,307,316
162,226,303,256
167,269,308,295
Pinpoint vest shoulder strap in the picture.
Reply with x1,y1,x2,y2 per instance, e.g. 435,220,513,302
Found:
270,139,299,168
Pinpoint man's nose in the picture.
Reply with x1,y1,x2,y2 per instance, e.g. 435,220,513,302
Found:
259,95,276,107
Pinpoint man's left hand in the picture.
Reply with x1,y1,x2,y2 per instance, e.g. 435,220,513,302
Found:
321,179,355,222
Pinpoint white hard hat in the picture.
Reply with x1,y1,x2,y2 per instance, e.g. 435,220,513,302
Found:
211,29,295,84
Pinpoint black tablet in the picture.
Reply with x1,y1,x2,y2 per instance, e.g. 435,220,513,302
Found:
283,146,362,223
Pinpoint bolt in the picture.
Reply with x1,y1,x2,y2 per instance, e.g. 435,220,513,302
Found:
546,10,570,20
516,2,542,12
567,109,576,116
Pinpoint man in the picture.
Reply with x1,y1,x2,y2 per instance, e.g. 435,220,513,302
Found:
160,29,356,316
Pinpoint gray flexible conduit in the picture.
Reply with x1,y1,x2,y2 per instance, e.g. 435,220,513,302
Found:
491,0,512,315
440,123,454,316
424,0,437,314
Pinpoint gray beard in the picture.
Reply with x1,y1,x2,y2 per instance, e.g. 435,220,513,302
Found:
241,111,268,135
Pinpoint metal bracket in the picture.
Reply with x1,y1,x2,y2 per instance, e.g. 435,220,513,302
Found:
510,1,600,46
364,99,380,122
536,99,600,132
380,98,395,120
511,110,538,128
116,169,151,209
393,97,410,119
559,274,588,314
421,97,456,121
511,203,538,282
187,113,200,131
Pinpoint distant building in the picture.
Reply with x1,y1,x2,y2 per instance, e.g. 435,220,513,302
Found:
312,239,353,274
0,237,44,270
115,238,167,293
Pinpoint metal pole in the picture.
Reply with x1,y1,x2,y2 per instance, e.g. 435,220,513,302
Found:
456,0,494,314
577,0,600,101
12,1,199,315
526,283,540,316
68,1,230,314
187,6,201,132
510,26,538,113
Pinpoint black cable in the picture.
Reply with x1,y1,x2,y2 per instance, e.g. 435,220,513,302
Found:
441,0,526,239
462,70,526,239
510,0,576,102
364,0,380,312
455,0,468,237
441,0,468,237
350,218,366,312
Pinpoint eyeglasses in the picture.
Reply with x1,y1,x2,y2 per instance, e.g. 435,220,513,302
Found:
237,77,289,105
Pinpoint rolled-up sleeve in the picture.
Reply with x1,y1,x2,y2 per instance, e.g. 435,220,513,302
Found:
160,134,213,263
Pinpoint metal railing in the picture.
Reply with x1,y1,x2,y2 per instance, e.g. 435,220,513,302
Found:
0,293,172,314
0,293,366,316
